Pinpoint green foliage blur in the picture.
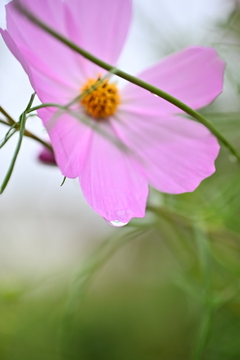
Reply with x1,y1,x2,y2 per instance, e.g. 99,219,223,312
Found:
1,2,240,360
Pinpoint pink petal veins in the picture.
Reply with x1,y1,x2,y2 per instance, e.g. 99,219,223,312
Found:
64,0,132,77
3,0,132,103
38,107,91,179
79,121,148,223
121,46,225,115
113,111,220,194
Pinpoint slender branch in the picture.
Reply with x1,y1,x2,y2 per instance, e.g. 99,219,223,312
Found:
0,107,52,151
0,119,10,126
0,94,35,194
28,103,66,113
0,106,15,125
0,123,18,149
24,128,52,150
15,2,240,161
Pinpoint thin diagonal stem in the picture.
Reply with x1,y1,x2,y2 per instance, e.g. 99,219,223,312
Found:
0,106,15,125
0,94,35,194
15,2,240,161
0,123,18,149
0,119,10,126
24,129,52,150
0,107,52,151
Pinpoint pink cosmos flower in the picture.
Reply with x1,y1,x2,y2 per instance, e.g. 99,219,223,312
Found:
1,0,225,226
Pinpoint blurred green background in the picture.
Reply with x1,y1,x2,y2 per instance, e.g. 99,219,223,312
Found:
1,0,240,359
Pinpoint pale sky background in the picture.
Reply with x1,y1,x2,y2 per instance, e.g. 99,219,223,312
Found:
0,0,234,278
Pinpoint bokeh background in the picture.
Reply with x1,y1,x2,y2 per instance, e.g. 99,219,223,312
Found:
1,0,240,359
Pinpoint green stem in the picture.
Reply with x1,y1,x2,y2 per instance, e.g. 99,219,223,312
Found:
24,128,52,150
0,94,35,194
0,124,18,149
28,103,66,113
0,106,15,126
0,108,52,151
15,2,240,161
0,119,11,126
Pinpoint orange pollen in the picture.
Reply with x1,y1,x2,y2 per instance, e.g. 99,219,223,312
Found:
80,77,120,119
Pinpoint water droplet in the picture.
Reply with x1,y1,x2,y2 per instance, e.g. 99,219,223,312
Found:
104,219,129,227
154,94,159,97
229,155,238,163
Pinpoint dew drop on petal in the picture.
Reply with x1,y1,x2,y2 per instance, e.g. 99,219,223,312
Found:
104,219,129,227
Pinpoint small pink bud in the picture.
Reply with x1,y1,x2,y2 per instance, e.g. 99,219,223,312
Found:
38,147,56,166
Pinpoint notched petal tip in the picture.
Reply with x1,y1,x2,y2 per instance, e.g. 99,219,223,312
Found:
113,112,221,196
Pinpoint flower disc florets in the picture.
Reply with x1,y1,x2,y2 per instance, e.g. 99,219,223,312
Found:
80,77,120,119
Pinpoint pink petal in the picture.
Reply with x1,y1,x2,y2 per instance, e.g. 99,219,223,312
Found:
79,121,148,223
113,112,220,194
38,107,91,178
2,0,132,103
3,0,82,103
1,29,75,103
0,29,35,87
41,108,148,222
64,0,132,77
121,47,225,115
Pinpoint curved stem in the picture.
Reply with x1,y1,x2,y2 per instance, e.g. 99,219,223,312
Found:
0,119,10,126
15,2,240,161
24,129,52,150
0,94,35,194
28,103,66,113
0,106,15,126
0,107,52,151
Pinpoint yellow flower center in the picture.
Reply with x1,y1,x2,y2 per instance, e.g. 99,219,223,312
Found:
80,77,120,119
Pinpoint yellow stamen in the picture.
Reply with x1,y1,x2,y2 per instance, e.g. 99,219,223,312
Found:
80,77,120,119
